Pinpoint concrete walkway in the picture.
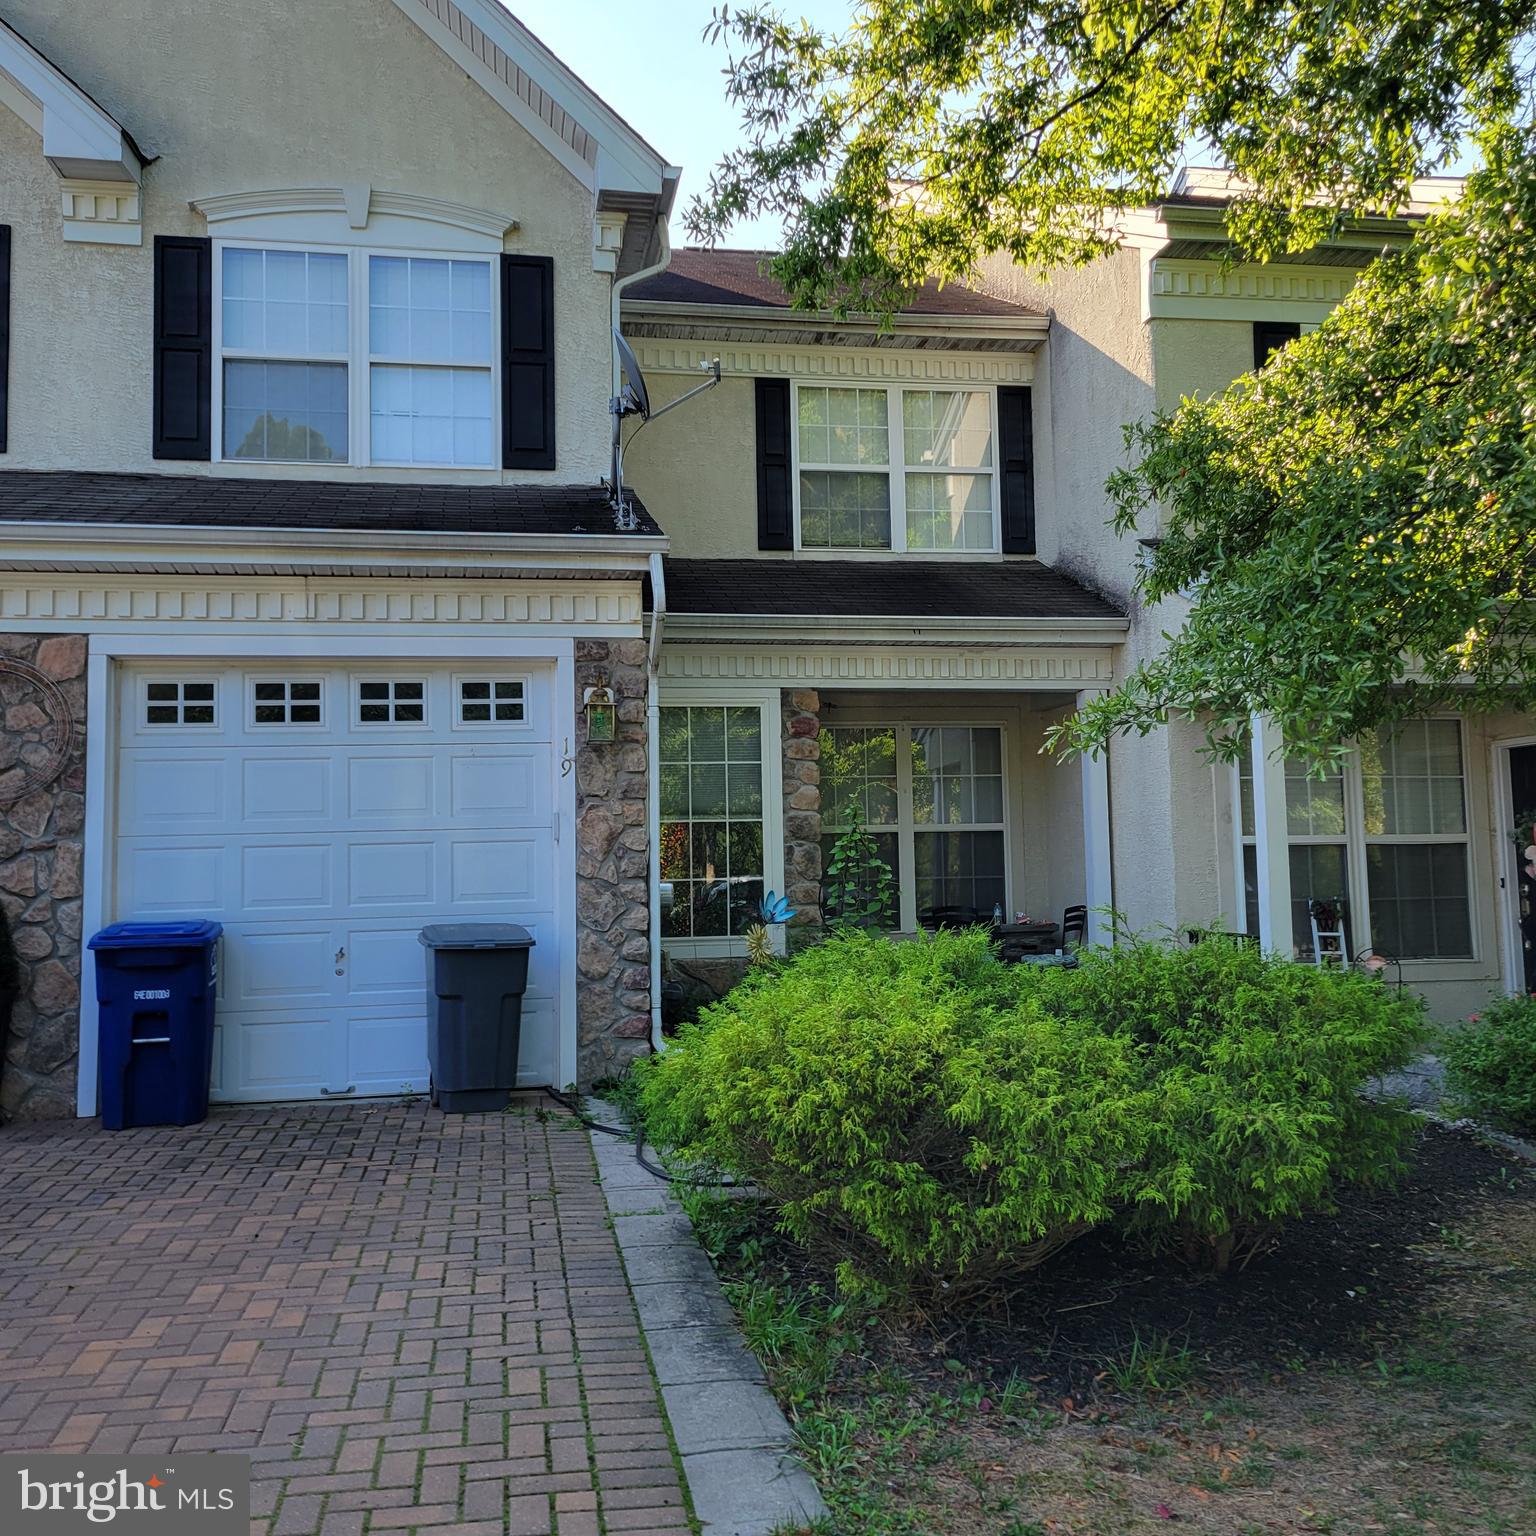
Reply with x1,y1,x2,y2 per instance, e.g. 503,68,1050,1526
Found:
0,1099,692,1536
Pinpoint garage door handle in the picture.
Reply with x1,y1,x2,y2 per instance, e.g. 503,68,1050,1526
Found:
321,1085,356,1097
131,1036,172,1046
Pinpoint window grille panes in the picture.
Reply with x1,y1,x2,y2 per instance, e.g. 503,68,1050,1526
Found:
1285,759,1347,836
252,679,322,725
145,681,216,727
796,387,889,466
357,679,425,724
902,391,995,551
458,679,525,724
1289,843,1350,961
818,726,901,927
798,471,891,550
659,706,764,938
1360,719,1467,835
911,727,1006,926
221,248,348,463
1367,843,1472,959
369,256,494,467
223,360,348,463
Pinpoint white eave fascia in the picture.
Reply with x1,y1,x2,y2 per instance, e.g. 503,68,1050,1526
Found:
0,520,665,575
0,19,141,183
662,611,1129,646
622,298,1051,344
386,0,672,204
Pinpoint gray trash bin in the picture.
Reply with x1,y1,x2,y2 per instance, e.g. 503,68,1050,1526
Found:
419,923,535,1112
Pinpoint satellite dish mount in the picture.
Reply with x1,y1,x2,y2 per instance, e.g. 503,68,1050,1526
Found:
609,330,721,529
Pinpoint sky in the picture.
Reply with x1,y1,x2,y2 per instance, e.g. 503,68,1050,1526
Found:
509,0,854,250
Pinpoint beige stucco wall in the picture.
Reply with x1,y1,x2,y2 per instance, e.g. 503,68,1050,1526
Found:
0,0,613,482
622,373,757,558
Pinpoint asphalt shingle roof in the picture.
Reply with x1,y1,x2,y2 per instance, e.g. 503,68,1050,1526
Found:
0,471,662,537
663,557,1122,621
627,249,1042,320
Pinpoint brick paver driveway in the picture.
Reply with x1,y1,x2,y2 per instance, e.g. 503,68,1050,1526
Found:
0,1099,692,1536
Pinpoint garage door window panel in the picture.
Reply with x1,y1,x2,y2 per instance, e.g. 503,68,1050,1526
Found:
143,679,219,728
249,678,324,727
457,677,526,726
356,678,428,726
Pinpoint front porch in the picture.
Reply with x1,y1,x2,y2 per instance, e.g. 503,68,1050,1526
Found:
656,672,1114,980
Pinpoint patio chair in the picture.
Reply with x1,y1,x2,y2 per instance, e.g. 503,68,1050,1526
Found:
1060,904,1088,952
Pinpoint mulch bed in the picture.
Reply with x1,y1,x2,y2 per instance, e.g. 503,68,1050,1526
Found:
746,1123,1533,1400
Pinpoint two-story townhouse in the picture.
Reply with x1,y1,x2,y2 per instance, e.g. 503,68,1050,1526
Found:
969,169,1535,1022
618,248,1129,1002
623,192,1536,1028
0,0,683,1117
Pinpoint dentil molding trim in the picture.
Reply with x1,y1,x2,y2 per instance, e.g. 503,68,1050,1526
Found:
660,645,1116,686
628,340,1035,384
0,579,641,628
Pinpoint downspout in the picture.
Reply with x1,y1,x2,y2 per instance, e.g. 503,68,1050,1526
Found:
609,213,674,1058
646,551,667,1054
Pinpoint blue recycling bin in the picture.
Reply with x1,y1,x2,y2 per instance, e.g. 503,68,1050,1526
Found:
89,920,223,1130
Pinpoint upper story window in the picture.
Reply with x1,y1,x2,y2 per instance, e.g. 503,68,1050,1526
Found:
794,384,998,554
217,244,496,469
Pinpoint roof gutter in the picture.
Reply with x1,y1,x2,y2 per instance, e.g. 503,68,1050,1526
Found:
662,611,1129,645
0,519,665,569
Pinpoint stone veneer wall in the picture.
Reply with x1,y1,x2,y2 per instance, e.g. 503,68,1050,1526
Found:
573,638,651,1086
0,633,87,1121
782,689,823,929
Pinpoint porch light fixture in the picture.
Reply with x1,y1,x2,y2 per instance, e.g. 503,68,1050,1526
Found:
582,685,617,744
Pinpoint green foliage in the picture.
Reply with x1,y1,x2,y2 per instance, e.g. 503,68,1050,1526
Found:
822,803,897,930
1050,132,1536,765
1019,937,1425,1266
1441,992,1536,1134
635,930,1424,1297
637,928,1147,1300
689,1,1531,311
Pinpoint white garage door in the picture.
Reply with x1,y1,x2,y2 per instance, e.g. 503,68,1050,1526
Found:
113,661,561,1102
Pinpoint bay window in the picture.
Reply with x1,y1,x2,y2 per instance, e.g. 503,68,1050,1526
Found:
216,244,496,468
1236,719,1473,961
793,384,998,553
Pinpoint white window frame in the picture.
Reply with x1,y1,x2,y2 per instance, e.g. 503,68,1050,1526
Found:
139,675,221,731
351,674,431,730
1233,717,1477,963
212,238,501,471
657,695,783,961
790,382,1001,556
822,720,1013,931
453,674,532,731
246,674,327,730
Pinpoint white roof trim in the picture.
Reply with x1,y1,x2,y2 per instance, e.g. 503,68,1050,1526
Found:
191,186,519,240
0,18,140,183
385,0,674,200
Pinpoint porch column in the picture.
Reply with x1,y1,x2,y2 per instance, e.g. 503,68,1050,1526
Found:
1249,711,1293,955
1076,691,1114,945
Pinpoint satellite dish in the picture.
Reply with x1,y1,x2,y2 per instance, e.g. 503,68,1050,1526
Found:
614,329,650,419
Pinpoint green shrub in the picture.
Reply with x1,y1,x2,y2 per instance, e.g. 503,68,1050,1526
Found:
1019,937,1425,1268
636,928,1150,1302
637,930,1426,1299
1441,993,1536,1135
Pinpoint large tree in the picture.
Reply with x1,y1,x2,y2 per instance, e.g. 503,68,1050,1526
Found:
691,1,1536,760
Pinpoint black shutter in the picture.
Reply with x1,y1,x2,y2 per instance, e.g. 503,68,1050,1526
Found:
1252,320,1301,370
754,377,793,550
152,235,212,460
997,385,1035,554
501,254,555,469
0,225,10,454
